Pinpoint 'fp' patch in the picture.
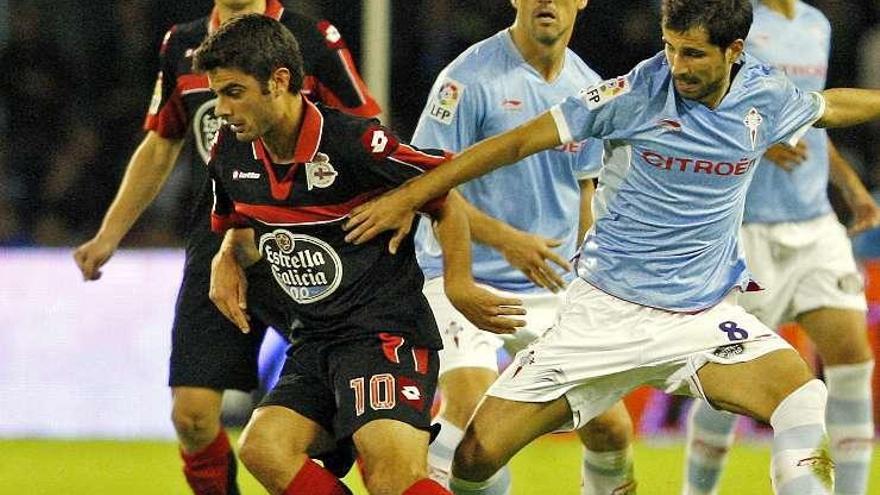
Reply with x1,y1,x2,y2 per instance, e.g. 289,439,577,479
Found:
580,76,630,110
427,78,464,125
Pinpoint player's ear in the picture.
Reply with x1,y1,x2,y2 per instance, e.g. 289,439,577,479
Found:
271,67,291,96
725,39,744,64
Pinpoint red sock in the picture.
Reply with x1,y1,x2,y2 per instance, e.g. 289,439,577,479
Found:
180,430,239,495
284,459,351,495
403,478,452,494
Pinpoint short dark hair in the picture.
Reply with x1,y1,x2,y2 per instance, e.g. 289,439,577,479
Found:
661,0,753,49
193,13,304,94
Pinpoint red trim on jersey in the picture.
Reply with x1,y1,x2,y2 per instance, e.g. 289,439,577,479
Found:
178,73,210,93
379,333,404,364
211,211,250,233
233,189,384,225
388,142,449,173
412,348,430,375
209,0,284,34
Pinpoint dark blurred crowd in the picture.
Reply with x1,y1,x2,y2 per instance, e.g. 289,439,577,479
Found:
2,0,880,247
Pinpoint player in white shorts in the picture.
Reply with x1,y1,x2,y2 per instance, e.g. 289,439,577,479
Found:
344,0,880,492
681,3,878,495
411,1,635,492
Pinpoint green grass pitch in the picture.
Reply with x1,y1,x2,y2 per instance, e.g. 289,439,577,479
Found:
2,433,876,494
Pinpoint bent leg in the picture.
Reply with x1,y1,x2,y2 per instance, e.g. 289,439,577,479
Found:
451,395,572,492
238,405,349,495
699,350,833,494
799,308,874,495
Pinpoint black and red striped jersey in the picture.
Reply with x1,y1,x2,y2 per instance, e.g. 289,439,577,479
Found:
210,99,447,345
143,0,380,274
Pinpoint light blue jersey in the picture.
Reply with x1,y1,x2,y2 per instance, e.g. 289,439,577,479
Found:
412,30,604,293
552,52,824,311
744,1,832,223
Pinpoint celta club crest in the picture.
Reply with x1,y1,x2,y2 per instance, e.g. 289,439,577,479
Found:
743,107,763,151
305,152,338,191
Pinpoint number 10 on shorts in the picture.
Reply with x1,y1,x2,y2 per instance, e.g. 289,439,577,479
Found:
350,374,396,416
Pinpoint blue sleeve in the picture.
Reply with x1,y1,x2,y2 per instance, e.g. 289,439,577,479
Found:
550,70,641,144
573,138,604,179
767,73,825,146
411,72,481,152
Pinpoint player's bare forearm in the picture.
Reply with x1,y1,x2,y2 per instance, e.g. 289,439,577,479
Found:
343,112,562,246
96,132,184,244
396,112,563,211
818,88,880,128
433,194,526,334
827,138,880,234
210,228,257,332
219,228,260,268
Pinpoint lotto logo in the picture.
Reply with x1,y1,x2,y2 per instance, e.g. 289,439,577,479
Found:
401,386,421,401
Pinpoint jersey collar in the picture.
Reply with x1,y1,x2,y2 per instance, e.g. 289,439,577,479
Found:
209,0,284,34
252,95,324,165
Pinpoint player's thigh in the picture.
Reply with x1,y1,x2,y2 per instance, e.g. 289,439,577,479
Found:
798,307,872,365
240,405,330,458
437,367,498,428
698,349,815,422
457,395,573,470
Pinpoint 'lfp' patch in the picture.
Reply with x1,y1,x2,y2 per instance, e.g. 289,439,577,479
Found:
427,78,464,125
580,76,630,110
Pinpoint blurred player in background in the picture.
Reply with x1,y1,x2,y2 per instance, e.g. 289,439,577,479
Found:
342,0,880,492
411,0,635,492
682,1,878,494
72,1,379,493
199,14,523,494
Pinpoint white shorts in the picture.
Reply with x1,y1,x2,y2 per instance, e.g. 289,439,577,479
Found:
486,279,794,431
740,213,867,328
422,277,564,376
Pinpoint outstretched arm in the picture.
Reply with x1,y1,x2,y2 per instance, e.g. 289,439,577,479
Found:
432,192,526,334
73,131,184,280
817,88,880,128
827,139,880,235
344,111,562,244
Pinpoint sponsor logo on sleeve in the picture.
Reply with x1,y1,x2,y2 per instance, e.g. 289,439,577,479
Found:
427,78,464,125
259,230,343,304
580,76,630,110
305,152,338,190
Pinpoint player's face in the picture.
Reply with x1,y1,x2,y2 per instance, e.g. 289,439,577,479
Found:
513,0,588,46
208,67,276,142
662,26,743,108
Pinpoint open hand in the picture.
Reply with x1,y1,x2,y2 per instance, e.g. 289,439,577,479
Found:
445,280,526,334
209,251,251,333
848,197,880,236
501,231,571,292
344,191,416,254
764,141,808,171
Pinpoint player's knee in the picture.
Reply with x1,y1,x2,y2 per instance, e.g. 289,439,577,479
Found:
170,403,218,440
452,432,505,482
362,461,425,495
579,407,633,451
772,379,828,427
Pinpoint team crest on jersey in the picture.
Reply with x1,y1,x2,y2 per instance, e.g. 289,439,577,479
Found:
743,107,763,151
148,72,163,116
427,78,464,125
580,76,631,110
193,99,223,164
658,118,682,133
260,230,343,304
305,153,338,190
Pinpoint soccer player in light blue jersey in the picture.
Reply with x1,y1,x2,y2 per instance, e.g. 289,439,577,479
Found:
411,0,635,493
344,0,880,492
682,2,878,494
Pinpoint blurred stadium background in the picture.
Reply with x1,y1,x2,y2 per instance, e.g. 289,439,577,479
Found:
1,0,879,493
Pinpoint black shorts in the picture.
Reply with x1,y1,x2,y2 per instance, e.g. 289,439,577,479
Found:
168,261,287,392
260,333,439,440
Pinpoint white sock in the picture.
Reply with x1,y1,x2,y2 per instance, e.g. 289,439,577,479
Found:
682,401,738,495
770,379,833,495
428,417,465,487
825,361,875,495
449,468,511,495
582,446,636,495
